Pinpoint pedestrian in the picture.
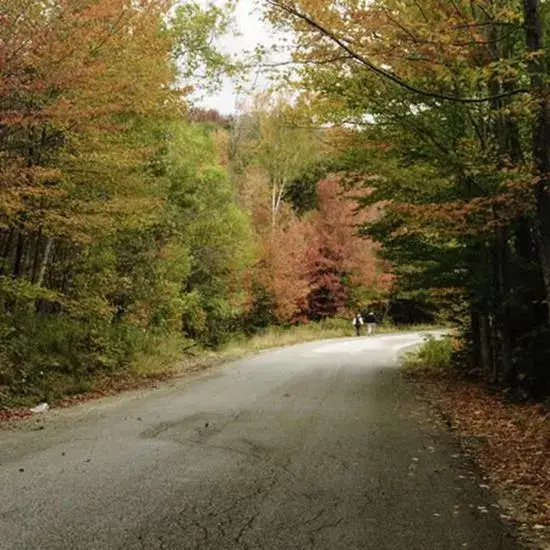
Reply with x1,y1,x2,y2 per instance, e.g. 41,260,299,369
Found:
352,312,363,336
365,311,377,335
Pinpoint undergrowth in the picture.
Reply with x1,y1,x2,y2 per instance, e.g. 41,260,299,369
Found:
402,334,454,372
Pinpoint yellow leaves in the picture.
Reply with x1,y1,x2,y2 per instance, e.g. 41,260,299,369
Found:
0,0,184,245
524,49,546,61
267,0,528,109
1,0,177,131
494,6,524,25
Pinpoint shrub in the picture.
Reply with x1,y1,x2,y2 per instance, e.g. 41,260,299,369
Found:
404,334,453,370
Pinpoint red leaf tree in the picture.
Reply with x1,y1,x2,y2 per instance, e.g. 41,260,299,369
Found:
305,177,390,320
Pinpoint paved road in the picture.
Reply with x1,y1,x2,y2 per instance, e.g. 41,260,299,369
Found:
0,332,520,550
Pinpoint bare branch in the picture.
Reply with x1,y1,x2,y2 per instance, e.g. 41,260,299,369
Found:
259,55,353,68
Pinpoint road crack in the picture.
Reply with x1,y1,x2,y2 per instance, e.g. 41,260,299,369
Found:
234,512,260,545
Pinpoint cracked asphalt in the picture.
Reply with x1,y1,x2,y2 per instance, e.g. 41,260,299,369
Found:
0,332,521,549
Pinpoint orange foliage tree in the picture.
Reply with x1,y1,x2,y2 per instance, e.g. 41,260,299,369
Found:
305,177,391,320
0,0,178,293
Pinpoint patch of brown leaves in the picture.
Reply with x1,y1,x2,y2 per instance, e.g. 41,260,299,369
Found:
0,408,32,423
409,370,550,529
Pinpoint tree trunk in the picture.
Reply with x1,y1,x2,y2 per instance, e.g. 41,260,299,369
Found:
483,9,522,384
271,179,277,228
534,193,550,324
12,232,26,278
271,178,286,228
31,230,43,284
0,227,15,276
470,308,482,371
479,312,493,378
489,314,501,384
494,224,513,383
36,237,53,288
523,0,550,324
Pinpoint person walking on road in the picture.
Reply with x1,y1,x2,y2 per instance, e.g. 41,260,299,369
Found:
352,312,364,336
365,311,377,335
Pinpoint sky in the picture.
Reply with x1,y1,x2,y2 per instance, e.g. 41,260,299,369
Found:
197,0,284,114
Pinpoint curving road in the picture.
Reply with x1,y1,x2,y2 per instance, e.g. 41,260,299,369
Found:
0,332,521,549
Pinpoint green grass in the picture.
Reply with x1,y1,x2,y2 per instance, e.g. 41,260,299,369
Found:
130,332,190,377
402,334,454,372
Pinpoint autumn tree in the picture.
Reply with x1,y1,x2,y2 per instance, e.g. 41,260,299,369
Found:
0,0,251,401
305,177,390,320
0,0,176,288
265,0,550,394
231,94,322,228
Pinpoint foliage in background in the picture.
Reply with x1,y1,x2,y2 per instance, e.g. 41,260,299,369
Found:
227,98,392,328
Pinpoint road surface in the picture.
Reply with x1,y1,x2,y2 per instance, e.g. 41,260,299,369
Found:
0,332,520,549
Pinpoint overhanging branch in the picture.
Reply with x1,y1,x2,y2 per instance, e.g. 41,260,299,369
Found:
266,0,527,104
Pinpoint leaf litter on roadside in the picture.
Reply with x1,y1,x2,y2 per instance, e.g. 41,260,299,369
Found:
406,369,550,538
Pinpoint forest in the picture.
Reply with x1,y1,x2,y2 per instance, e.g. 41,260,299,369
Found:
0,0,390,404
266,0,550,401
2,0,550,406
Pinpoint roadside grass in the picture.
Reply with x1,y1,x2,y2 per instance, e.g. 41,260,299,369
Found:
403,336,550,546
130,332,190,377
220,319,351,356
1,319,441,419
402,333,454,372
220,319,440,357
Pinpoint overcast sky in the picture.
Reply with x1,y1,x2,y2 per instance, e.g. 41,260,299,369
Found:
197,0,284,114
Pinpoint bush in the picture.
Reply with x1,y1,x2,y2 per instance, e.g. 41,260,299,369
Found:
0,308,189,406
403,334,453,370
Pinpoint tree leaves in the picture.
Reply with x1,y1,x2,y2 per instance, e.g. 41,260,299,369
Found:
0,0,252,401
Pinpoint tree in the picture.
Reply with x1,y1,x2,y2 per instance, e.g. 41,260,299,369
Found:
163,122,253,346
522,0,550,325
306,177,389,320
265,0,550,394
231,94,322,228
258,218,312,323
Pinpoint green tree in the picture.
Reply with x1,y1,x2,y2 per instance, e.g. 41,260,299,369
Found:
265,0,550,394
163,122,253,346
0,0,249,402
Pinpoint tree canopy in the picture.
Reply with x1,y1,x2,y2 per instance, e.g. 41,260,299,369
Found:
265,0,550,396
